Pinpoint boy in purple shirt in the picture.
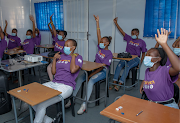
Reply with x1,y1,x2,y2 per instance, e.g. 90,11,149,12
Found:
22,15,36,54
0,26,7,61
47,14,67,81
140,29,179,109
73,15,113,115
4,20,21,50
110,17,147,91
32,39,83,123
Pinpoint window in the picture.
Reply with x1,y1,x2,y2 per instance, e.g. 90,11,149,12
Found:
34,0,64,31
143,0,178,38
177,0,180,38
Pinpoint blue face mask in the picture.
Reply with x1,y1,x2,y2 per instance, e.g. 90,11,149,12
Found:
58,35,63,40
143,56,159,68
36,33,38,36
26,35,32,39
12,33,16,36
63,46,72,55
131,35,137,39
99,43,106,49
173,48,180,56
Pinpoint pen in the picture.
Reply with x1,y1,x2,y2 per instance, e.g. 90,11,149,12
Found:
136,110,143,116
26,89,29,93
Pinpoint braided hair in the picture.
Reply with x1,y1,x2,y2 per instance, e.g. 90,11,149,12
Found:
154,48,167,66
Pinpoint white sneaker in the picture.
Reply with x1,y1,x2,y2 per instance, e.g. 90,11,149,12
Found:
77,104,86,115
65,100,71,108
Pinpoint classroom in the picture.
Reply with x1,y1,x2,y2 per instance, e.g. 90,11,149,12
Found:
0,0,180,123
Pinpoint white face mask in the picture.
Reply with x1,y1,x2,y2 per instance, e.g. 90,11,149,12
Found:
143,56,159,68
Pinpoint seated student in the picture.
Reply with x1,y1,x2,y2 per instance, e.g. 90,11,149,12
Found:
22,15,36,54
73,15,113,115
47,14,67,81
4,20,21,50
140,29,179,109
0,26,7,62
109,17,147,91
48,22,59,45
34,28,41,46
32,39,83,123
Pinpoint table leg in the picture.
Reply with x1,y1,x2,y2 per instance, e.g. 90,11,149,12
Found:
12,96,18,123
29,105,34,123
124,61,126,94
104,66,108,107
84,70,88,112
18,70,23,110
58,95,65,123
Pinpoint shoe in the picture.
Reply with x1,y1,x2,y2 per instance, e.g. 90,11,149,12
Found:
65,100,71,108
77,104,86,115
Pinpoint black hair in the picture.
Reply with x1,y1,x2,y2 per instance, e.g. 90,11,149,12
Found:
103,36,112,45
59,30,67,38
69,39,77,47
35,28,38,32
56,30,59,34
12,28,18,32
132,28,139,33
154,48,167,66
27,29,33,34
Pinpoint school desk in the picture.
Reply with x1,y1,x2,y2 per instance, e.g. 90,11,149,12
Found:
8,82,65,123
74,61,107,112
100,94,179,123
36,44,54,53
110,53,139,93
4,49,26,58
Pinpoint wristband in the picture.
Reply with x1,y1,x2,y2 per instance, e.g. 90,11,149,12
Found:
50,22,53,24
73,54,77,57
97,28,100,29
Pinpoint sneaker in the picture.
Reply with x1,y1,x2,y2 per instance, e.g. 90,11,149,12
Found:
65,100,71,108
77,104,86,115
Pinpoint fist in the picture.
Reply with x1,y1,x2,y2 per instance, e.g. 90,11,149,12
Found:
54,52,61,59
29,15,35,22
5,20,8,25
113,17,118,23
93,15,99,22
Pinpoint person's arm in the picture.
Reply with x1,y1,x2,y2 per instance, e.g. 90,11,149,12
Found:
93,15,101,45
113,17,125,37
29,15,36,38
52,52,61,75
155,28,180,73
50,14,56,37
88,67,104,80
140,52,145,64
4,20,8,36
172,37,180,48
70,54,81,73
155,42,159,48
0,26,4,39
48,22,53,35
140,80,144,94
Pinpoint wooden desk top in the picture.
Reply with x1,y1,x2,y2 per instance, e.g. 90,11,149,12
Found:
8,82,61,106
113,53,138,61
100,95,179,123
36,44,54,49
4,49,26,55
82,61,105,71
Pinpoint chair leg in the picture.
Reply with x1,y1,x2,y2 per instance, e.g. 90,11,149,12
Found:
70,97,75,117
131,67,136,86
81,82,84,98
95,82,100,106
29,68,31,75
33,68,36,76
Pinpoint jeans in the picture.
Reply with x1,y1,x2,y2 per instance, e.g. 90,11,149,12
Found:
164,100,179,109
113,57,140,84
73,69,106,103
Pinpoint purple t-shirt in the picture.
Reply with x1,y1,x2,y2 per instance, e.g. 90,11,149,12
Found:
143,66,178,101
95,45,113,68
7,35,21,49
22,38,35,54
53,34,65,53
52,54,83,90
52,35,55,45
34,33,41,45
166,57,180,66
0,38,7,58
124,34,147,57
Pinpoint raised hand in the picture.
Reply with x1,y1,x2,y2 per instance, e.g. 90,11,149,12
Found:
29,15,35,22
50,13,54,22
93,15,99,22
155,28,168,45
5,20,8,25
113,17,118,23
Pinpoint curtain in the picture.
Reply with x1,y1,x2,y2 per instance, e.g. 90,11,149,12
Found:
176,0,180,38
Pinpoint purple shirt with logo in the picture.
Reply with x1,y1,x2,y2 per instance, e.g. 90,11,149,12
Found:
53,34,65,53
124,34,147,57
34,33,41,45
22,38,35,54
0,38,7,58
7,35,21,49
95,45,113,68
143,66,178,101
52,54,83,90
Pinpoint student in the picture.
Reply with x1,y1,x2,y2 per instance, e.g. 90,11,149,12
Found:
32,39,83,123
4,20,21,50
22,15,36,54
140,29,179,109
0,26,7,62
109,17,147,91
48,22,59,45
34,28,41,46
73,15,113,115
47,14,67,81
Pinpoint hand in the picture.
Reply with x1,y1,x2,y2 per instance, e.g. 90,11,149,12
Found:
74,53,79,57
93,15,99,22
53,52,61,60
50,13,54,22
113,17,118,23
168,31,171,36
0,26,2,32
140,81,144,94
5,20,8,25
29,15,35,22
155,28,168,45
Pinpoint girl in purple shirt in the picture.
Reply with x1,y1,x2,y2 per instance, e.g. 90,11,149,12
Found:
73,15,113,115
0,26,7,61
140,29,179,109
